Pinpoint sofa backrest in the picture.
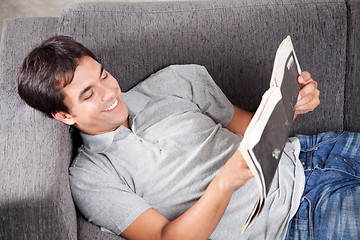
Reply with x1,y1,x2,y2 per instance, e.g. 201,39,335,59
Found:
58,0,356,135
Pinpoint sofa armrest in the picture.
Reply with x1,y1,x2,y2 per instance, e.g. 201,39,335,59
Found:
0,18,77,240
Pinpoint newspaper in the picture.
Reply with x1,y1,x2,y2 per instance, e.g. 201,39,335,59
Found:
239,36,301,232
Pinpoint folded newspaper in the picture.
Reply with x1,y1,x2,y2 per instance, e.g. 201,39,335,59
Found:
239,36,301,232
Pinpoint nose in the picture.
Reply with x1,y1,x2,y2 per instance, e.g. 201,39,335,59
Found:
97,83,113,102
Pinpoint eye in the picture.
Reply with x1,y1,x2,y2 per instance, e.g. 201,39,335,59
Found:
101,71,108,81
84,89,94,100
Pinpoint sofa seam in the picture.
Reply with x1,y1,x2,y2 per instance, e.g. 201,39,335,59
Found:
343,0,351,131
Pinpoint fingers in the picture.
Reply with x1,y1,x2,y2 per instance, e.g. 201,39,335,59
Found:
297,71,312,85
298,72,317,96
237,150,254,179
221,149,254,190
295,71,320,115
296,82,320,107
295,97,320,115
245,168,254,179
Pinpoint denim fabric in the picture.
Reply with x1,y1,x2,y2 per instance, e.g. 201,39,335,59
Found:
285,131,360,239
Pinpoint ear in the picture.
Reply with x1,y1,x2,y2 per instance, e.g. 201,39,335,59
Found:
52,111,76,126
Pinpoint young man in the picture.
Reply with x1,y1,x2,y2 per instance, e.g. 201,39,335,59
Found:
18,36,359,239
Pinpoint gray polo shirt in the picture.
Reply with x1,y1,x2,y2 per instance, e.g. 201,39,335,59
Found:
69,64,305,239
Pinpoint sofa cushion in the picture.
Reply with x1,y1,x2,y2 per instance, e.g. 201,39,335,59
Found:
0,18,77,240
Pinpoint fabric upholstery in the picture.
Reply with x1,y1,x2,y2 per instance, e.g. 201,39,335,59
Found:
0,0,359,239
59,0,347,136
344,0,360,132
0,18,77,240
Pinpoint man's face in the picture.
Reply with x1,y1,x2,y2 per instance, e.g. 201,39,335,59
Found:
55,56,129,135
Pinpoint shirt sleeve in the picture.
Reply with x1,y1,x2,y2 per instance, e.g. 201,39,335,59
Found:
136,64,234,126
69,149,152,235
172,65,234,126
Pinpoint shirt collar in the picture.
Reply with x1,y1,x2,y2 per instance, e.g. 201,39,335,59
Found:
80,90,149,153
123,90,150,118
80,128,118,153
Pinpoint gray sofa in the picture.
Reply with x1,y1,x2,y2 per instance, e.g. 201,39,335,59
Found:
1,0,359,239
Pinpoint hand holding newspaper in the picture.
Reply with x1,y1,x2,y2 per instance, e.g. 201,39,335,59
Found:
240,36,301,232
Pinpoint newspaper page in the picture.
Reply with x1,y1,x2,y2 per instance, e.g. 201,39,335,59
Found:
240,36,301,232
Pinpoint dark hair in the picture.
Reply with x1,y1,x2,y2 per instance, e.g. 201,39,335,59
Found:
18,35,98,117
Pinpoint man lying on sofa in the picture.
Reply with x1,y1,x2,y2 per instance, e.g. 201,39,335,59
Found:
17,36,359,240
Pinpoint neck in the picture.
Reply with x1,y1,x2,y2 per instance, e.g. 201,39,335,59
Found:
122,117,130,129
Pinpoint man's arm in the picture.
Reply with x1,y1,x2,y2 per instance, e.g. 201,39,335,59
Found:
121,150,253,240
121,71,319,240
225,105,254,136
226,72,320,135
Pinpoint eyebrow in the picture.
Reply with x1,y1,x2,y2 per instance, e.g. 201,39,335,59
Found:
78,65,104,100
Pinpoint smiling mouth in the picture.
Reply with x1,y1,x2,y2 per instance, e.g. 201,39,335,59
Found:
104,98,119,112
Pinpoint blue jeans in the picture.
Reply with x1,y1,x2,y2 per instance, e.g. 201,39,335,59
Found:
285,131,360,240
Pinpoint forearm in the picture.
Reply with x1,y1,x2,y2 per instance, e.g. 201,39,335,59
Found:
121,151,252,240
161,174,234,240
161,150,252,240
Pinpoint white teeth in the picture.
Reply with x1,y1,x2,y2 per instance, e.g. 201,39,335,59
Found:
105,99,118,111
